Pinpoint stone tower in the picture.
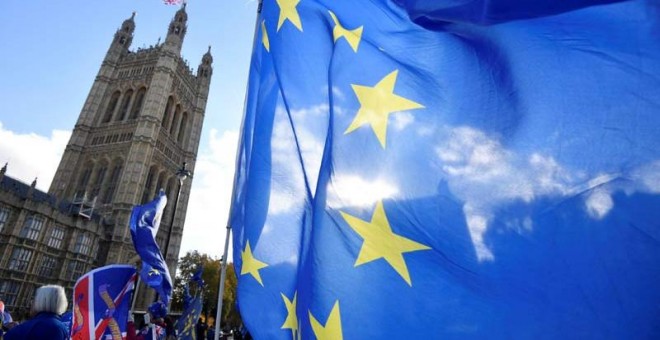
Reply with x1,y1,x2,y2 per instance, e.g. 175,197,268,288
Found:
48,4,212,283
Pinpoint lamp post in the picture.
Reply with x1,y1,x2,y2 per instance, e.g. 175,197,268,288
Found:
163,161,192,262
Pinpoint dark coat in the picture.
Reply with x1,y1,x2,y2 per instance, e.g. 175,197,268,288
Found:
4,312,69,340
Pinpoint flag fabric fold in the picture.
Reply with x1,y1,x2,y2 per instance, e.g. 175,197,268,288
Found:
71,265,138,340
129,192,173,306
230,0,660,338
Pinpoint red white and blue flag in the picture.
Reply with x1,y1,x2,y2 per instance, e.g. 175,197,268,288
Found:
163,0,183,5
71,265,138,340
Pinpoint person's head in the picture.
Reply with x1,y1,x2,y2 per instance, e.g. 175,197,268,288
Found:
32,285,68,315
0,300,5,313
147,301,167,324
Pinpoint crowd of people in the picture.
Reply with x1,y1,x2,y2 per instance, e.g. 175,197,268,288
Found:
1,285,69,339
0,284,247,340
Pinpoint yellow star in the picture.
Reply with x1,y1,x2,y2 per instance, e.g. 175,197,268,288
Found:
345,70,424,148
340,201,430,286
276,0,303,32
281,292,298,338
240,241,268,286
328,11,363,52
309,301,343,340
261,20,270,52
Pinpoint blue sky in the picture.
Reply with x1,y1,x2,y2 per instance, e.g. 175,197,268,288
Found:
0,0,258,259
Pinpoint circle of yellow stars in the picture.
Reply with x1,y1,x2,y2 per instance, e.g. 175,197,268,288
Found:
241,2,432,339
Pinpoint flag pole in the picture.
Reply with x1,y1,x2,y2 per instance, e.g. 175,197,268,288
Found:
214,226,231,340
130,276,142,312
214,1,263,339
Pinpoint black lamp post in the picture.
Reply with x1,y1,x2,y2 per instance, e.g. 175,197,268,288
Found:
163,161,192,262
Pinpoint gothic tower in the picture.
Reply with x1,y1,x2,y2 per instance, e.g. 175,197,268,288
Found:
48,5,212,286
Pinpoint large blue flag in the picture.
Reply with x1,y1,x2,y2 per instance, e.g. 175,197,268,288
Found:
129,192,173,306
230,0,660,338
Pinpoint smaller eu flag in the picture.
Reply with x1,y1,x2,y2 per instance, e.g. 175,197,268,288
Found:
71,265,137,340
191,265,205,287
129,192,173,306
175,292,203,340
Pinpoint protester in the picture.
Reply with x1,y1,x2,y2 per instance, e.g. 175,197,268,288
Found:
4,285,69,340
126,302,167,340
196,318,207,340
206,327,215,340
0,300,15,338
163,316,176,340
0,301,13,325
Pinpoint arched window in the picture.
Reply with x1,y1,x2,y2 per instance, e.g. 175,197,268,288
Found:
75,163,94,199
154,171,167,198
169,104,181,136
141,166,158,203
102,161,123,203
177,112,188,143
117,89,133,121
161,96,174,128
130,87,147,119
103,91,121,123
90,162,108,199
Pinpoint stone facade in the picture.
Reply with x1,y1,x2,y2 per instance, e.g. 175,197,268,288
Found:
0,5,211,317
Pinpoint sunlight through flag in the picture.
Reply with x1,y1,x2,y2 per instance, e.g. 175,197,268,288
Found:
229,0,660,338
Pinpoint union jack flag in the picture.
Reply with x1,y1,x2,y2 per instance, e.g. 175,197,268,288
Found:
71,265,137,340
163,0,183,5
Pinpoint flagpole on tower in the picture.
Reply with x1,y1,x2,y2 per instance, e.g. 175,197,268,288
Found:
214,1,264,338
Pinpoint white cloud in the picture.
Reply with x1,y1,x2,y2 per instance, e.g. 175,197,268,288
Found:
181,129,239,260
585,188,613,220
437,126,574,261
0,122,70,191
463,204,494,261
392,111,414,131
417,125,435,137
331,86,345,101
267,104,326,215
435,126,660,260
328,175,399,209
632,160,660,193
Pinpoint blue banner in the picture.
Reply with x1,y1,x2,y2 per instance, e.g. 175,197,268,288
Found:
129,192,173,306
175,293,203,340
230,0,660,339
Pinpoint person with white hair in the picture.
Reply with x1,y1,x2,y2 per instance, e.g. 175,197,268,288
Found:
0,299,17,337
4,285,69,340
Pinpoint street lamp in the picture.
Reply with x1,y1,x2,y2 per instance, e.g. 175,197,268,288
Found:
163,161,192,262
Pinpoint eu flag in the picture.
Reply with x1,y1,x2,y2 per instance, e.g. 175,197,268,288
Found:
175,292,203,340
229,0,660,338
129,192,173,306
